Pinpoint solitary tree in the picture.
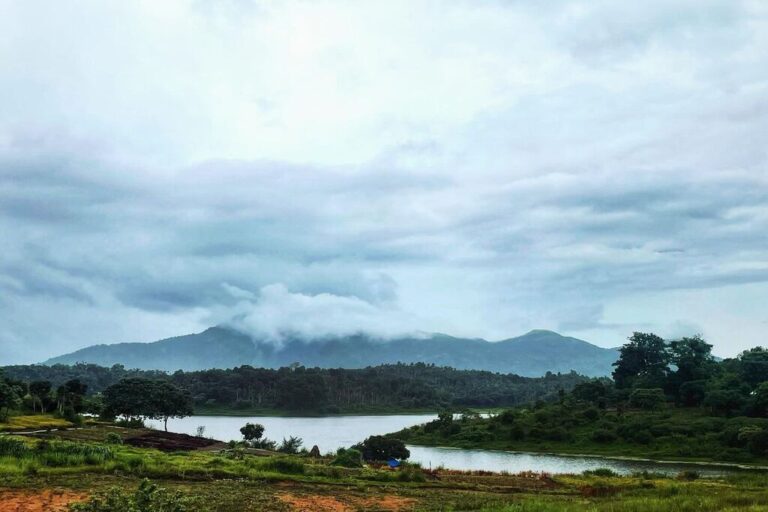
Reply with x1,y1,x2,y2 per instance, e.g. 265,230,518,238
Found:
240,422,265,442
152,381,194,432
103,378,193,431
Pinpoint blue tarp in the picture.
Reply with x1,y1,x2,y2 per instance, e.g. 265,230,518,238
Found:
387,458,400,468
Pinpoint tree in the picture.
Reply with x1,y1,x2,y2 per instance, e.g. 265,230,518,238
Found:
703,389,745,417
678,380,707,407
0,379,22,422
612,332,669,389
56,379,88,414
103,378,193,431
668,336,715,400
240,423,265,442
572,379,612,406
752,382,768,418
737,347,768,388
29,381,52,414
355,436,410,461
152,381,194,432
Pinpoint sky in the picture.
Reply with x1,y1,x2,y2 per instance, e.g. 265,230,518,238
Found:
1,0,767,364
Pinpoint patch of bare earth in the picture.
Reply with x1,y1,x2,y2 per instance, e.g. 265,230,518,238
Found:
0,489,87,512
277,493,415,512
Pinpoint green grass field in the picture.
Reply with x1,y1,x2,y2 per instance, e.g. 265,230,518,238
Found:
0,423,767,511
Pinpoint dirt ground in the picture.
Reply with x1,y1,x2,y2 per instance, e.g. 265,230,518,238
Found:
0,489,87,512
277,493,415,512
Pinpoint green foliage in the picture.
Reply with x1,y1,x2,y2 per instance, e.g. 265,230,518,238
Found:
629,388,666,410
105,432,123,445
330,447,363,468
69,479,200,512
256,456,305,474
355,435,410,461
239,423,264,442
612,332,668,389
103,378,193,430
277,436,303,454
2,362,589,413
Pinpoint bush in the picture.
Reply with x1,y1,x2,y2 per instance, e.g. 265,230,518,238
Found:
277,436,303,454
629,389,666,410
104,432,123,445
331,448,363,468
257,456,305,474
581,407,600,421
355,436,410,462
115,417,145,428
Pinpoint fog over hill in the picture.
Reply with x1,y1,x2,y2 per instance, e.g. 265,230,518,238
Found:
45,327,618,377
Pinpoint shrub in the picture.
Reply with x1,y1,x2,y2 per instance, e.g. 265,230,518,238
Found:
277,436,303,454
104,432,123,445
629,389,666,410
115,417,145,428
331,448,363,468
355,436,410,462
257,456,305,474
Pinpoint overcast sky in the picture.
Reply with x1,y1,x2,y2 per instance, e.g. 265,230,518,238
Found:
2,0,767,363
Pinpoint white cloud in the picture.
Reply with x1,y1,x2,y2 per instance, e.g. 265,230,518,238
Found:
1,0,767,362
222,283,423,344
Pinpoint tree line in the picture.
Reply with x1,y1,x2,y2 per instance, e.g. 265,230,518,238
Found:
1,362,588,413
395,334,768,461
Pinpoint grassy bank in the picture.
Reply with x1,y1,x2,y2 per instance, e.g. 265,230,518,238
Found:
0,423,767,511
390,407,768,466
0,414,74,432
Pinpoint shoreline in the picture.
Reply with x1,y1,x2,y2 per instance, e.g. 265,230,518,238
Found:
405,442,768,472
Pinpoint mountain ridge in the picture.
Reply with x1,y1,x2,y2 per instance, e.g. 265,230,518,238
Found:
44,327,619,377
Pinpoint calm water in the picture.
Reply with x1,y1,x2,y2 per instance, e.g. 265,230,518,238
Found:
148,415,755,476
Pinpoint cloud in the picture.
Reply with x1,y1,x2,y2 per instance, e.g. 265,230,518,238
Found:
221,283,423,344
1,0,767,362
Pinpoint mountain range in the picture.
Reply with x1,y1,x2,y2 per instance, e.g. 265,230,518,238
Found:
44,327,619,377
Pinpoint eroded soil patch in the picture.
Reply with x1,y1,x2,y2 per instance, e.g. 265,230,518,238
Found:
0,489,87,512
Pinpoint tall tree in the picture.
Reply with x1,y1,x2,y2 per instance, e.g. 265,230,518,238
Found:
29,381,52,413
738,347,768,388
612,332,669,389
667,335,715,399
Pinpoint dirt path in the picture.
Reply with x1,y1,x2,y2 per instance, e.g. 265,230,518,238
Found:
0,489,88,512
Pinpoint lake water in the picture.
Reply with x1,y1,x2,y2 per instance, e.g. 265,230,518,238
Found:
148,415,758,476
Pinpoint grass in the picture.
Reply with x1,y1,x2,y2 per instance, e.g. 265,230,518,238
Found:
0,422,767,511
0,414,73,432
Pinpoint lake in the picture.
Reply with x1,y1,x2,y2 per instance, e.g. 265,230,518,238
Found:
148,415,758,476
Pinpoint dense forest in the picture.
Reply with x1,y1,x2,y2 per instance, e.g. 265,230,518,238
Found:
1,363,587,413
392,334,768,463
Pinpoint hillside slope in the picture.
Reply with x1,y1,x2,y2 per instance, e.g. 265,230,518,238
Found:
45,327,618,376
